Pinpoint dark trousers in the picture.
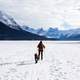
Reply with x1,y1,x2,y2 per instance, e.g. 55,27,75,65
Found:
38,50,43,60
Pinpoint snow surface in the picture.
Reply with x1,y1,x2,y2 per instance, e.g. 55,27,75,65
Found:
0,41,80,80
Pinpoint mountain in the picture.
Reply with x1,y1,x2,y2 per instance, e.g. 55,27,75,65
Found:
0,21,49,40
45,28,60,39
23,26,80,40
23,26,46,36
0,11,21,30
0,11,52,40
22,26,37,34
23,27,60,39
60,29,80,40
0,11,80,40
36,28,46,36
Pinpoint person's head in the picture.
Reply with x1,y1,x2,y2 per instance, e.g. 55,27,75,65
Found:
40,41,42,44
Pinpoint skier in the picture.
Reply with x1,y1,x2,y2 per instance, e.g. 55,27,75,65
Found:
37,41,45,60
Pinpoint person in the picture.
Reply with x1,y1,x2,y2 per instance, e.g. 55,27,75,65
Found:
37,41,45,60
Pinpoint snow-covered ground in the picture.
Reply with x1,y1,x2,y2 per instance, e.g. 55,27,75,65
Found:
0,41,80,80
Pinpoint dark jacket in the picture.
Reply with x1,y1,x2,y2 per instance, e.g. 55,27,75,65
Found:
37,42,45,51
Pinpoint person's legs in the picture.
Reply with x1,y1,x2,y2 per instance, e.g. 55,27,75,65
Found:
41,51,43,60
38,50,40,60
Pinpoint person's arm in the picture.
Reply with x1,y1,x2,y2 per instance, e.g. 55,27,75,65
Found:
43,44,45,48
37,44,39,48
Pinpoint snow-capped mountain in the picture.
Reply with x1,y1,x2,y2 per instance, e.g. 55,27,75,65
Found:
60,28,80,40
0,11,51,40
22,26,37,34
22,26,46,36
0,20,49,40
0,11,21,30
45,28,60,39
0,10,80,40
36,28,46,36
23,27,60,39
23,26,80,40
21,26,59,40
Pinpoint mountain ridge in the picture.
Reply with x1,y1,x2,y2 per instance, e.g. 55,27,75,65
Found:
0,11,80,40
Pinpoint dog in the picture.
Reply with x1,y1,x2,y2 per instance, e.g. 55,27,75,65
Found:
34,53,39,64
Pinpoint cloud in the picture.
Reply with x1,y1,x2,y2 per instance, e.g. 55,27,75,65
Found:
0,0,80,29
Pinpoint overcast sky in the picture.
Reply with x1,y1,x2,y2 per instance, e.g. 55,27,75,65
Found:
0,0,80,30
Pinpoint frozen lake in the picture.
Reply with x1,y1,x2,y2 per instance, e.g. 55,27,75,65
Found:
0,41,80,80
